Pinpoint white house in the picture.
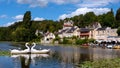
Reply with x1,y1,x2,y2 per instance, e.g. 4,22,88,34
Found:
93,27,118,42
57,20,80,38
41,31,55,43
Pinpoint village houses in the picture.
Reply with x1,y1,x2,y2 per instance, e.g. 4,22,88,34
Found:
37,20,119,43
57,20,80,38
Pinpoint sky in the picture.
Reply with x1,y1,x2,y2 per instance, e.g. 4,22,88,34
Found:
0,0,120,27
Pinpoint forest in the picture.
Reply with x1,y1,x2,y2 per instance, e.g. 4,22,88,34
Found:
0,8,120,42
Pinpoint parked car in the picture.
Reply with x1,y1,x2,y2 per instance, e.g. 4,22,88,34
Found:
106,45,113,49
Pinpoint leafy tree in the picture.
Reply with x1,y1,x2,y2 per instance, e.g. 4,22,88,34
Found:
23,11,32,29
116,8,120,21
117,27,120,36
83,12,97,25
115,8,120,27
0,27,11,41
12,27,29,41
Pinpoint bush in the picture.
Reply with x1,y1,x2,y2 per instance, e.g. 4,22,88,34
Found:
80,58,120,68
75,39,88,45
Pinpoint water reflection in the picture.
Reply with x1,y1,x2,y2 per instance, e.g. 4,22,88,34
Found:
11,54,49,68
50,46,120,66
11,46,120,68
5,43,120,68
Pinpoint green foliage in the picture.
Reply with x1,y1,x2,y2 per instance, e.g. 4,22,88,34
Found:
23,11,31,29
61,37,69,44
0,51,10,56
80,58,120,68
88,39,95,43
0,8,120,42
116,8,120,21
12,27,30,41
0,27,12,41
75,39,87,45
117,27,120,36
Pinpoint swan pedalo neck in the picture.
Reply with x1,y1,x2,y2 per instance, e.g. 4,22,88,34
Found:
31,42,50,54
10,42,31,54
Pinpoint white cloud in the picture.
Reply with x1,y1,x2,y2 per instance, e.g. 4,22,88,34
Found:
34,17,45,21
51,0,79,4
0,15,7,18
2,14,24,27
13,15,23,20
3,22,15,27
3,19,23,27
77,0,120,8
17,0,48,7
58,7,110,20
16,0,79,7
16,0,120,8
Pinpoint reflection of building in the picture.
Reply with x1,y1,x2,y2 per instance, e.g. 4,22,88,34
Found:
90,48,120,60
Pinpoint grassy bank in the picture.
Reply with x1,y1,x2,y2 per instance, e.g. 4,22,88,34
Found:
0,51,10,56
78,58,120,68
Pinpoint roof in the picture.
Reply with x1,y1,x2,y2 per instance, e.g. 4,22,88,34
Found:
80,28,90,32
97,28,106,31
67,27,77,33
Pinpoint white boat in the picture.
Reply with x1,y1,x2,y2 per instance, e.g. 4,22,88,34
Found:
31,42,50,54
10,43,31,54
10,42,50,54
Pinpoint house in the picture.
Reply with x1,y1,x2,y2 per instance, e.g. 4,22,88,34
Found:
93,27,118,43
41,31,55,43
79,28,92,39
87,22,102,29
35,30,43,36
57,20,80,38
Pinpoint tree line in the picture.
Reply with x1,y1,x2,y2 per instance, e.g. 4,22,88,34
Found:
0,8,120,42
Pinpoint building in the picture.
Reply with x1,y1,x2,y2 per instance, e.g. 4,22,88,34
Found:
57,20,80,38
41,31,55,43
93,27,118,42
79,28,92,39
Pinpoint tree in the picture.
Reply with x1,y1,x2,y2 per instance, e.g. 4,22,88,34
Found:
23,11,32,29
12,27,29,42
98,9,115,28
83,12,97,25
115,8,120,28
116,8,120,21
117,27,120,36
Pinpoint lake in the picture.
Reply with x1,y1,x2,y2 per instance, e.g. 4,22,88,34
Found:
0,42,120,68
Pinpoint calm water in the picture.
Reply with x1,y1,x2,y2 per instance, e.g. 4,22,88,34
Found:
0,42,120,68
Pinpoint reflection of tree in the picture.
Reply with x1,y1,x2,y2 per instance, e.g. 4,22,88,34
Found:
20,56,31,68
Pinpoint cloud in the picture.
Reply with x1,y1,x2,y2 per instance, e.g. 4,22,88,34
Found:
16,0,120,8
16,0,79,7
17,0,48,7
58,7,110,20
51,0,79,4
0,15,7,18
13,15,23,20
34,17,45,21
2,14,24,27
3,21,15,27
77,0,120,8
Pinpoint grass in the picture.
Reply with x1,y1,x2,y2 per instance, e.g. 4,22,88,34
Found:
0,51,10,56
78,58,120,68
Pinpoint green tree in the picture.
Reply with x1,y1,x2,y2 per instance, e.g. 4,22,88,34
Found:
117,27,120,36
12,27,29,42
83,12,97,26
116,8,120,21
23,11,31,29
